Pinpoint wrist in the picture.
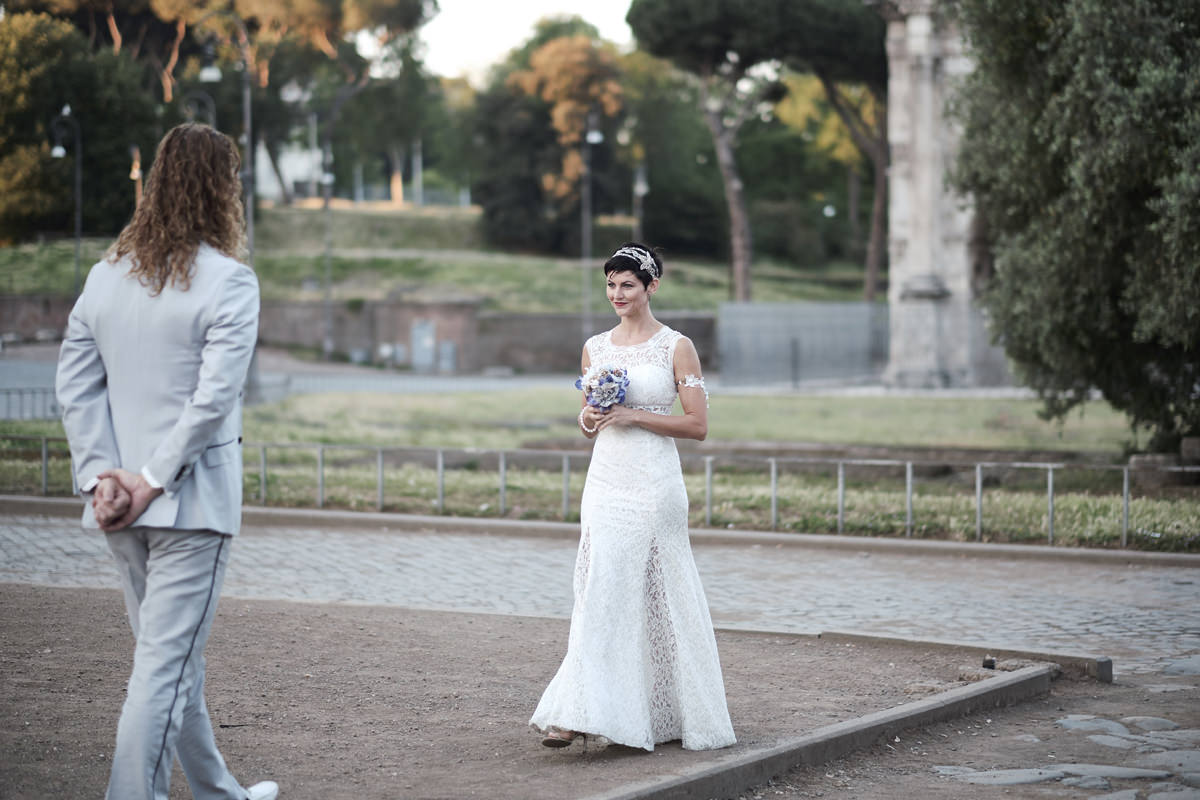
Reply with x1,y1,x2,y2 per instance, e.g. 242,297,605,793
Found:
131,474,161,497
140,465,164,490
578,408,598,435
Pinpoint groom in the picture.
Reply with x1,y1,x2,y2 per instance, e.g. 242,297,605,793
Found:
55,123,276,800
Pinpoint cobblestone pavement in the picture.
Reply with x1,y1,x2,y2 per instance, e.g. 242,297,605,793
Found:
2,513,1198,675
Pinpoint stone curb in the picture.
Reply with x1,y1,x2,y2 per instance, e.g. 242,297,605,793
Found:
6,495,1199,567
814,631,1112,683
705,627,1111,683
589,665,1057,800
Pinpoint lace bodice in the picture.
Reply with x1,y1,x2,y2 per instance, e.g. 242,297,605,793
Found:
585,326,682,415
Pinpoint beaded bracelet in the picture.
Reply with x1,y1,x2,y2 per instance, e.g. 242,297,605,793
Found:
578,408,599,435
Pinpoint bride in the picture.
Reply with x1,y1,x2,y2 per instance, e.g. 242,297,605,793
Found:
529,243,736,752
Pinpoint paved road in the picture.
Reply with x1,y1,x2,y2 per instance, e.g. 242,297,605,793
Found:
2,342,1037,399
3,513,1197,676
0,343,568,400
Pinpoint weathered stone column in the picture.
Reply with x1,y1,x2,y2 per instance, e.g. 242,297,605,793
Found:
882,1,982,387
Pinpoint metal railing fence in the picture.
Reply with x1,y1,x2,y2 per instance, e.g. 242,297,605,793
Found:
3,435,1197,548
2,388,60,420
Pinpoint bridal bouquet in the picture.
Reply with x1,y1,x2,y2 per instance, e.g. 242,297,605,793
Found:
575,365,630,409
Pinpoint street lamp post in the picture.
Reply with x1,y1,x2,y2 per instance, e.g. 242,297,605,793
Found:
183,89,217,128
633,160,649,242
321,140,335,360
581,111,603,341
195,14,259,400
50,105,82,297
195,17,254,263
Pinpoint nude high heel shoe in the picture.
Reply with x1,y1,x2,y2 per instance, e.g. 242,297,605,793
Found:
541,727,586,748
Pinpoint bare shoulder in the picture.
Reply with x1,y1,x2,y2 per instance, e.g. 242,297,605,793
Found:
671,334,701,362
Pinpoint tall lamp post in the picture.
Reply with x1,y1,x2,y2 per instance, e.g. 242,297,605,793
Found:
616,120,648,242
581,111,603,341
50,105,83,297
632,160,649,242
321,140,335,360
316,85,364,361
195,15,259,400
195,17,254,263
183,89,217,128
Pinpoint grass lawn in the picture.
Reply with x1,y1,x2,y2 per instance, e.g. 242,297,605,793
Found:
708,395,1136,453
255,204,486,252
4,390,1195,550
0,207,869,309
0,238,112,295
253,391,1139,453
0,389,1134,452
249,252,868,311
0,390,1139,457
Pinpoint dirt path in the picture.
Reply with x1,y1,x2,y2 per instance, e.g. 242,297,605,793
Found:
4,583,1046,800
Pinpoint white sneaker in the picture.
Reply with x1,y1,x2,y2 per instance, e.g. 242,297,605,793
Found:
246,781,279,800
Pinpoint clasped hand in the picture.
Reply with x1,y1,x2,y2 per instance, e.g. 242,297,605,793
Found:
592,404,637,432
91,468,164,532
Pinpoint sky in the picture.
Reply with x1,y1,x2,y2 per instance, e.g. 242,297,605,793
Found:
418,0,635,85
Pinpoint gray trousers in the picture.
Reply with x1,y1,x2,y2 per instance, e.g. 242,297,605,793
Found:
105,528,246,800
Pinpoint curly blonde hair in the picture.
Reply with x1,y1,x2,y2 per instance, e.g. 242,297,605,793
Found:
107,123,247,294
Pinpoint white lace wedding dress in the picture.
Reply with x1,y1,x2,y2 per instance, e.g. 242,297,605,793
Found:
529,325,736,751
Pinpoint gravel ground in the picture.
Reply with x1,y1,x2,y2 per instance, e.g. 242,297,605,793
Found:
1,583,1044,800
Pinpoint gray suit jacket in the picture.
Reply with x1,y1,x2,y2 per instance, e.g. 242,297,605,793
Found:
56,243,260,535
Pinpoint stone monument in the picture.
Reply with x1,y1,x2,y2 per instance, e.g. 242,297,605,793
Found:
880,0,1010,387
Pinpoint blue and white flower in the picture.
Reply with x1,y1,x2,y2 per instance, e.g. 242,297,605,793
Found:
575,365,630,409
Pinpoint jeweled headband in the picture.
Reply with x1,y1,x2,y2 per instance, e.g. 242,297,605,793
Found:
612,246,660,280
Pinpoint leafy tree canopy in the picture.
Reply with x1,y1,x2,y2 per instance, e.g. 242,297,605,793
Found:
508,35,623,201
0,12,159,241
775,73,869,169
619,49,726,256
495,14,599,80
628,0,884,86
950,0,1200,450
471,17,624,254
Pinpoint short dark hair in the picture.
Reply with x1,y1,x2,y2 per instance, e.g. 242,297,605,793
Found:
603,242,663,288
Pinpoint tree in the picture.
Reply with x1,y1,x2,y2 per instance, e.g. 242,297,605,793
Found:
738,95,848,266
618,50,726,256
628,0,793,301
7,0,202,100
0,12,159,242
628,0,888,299
773,2,887,300
191,0,434,207
508,34,623,214
422,76,477,197
339,34,438,204
774,73,872,261
949,0,1200,450
472,83,564,251
471,16,626,254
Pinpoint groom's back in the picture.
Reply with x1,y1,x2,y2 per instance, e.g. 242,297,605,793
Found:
79,246,253,472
